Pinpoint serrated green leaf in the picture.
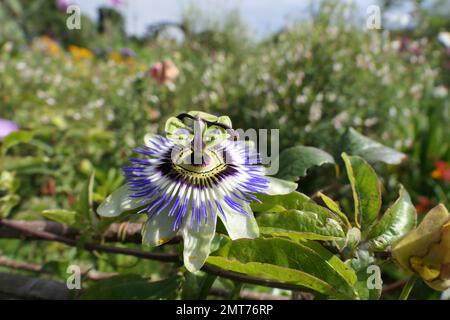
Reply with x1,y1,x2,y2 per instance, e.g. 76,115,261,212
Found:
80,274,181,300
257,209,345,241
207,238,358,299
366,186,417,250
342,153,381,231
275,146,335,181
42,209,78,226
342,128,406,165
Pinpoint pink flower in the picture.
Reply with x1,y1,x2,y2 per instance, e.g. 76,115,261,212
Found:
149,60,179,85
109,0,124,6
0,119,19,141
56,0,71,11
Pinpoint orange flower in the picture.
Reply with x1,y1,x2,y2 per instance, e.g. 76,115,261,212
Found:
68,45,93,61
431,161,450,182
149,60,179,84
415,196,431,214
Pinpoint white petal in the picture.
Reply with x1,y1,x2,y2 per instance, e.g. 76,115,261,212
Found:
265,176,298,195
181,210,217,272
97,184,144,217
218,201,259,240
141,211,178,246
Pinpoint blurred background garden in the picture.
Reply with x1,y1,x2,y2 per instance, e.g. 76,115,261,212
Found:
0,0,449,300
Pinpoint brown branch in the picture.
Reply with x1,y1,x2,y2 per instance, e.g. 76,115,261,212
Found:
0,269,288,300
0,219,180,263
0,220,142,243
0,272,71,300
0,255,118,281
0,256,288,300
382,279,408,294
0,219,182,244
0,219,312,293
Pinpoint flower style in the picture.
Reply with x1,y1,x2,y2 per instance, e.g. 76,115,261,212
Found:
0,119,19,141
431,161,450,182
97,111,297,272
149,60,179,85
393,204,450,291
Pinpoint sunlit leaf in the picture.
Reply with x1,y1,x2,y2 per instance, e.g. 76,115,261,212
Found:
42,209,78,226
207,238,358,299
342,153,381,231
341,128,406,165
366,186,417,250
275,146,335,181
257,209,345,241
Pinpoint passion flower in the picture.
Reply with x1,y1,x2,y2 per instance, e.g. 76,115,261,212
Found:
97,111,296,271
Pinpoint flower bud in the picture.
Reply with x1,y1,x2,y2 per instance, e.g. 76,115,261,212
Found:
392,204,450,291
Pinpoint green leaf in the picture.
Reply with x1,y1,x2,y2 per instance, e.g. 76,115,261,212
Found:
2,156,49,172
257,209,345,241
0,194,20,218
366,186,417,250
0,171,19,192
252,191,348,229
80,275,181,300
181,272,217,300
275,146,335,181
342,128,406,165
251,191,310,213
1,130,34,155
77,172,97,227
347,249,381,300
342,153,381,231
318,192,352,228
41,209,78,226
207,238,358,299
265,177,298,195
78,172,94,214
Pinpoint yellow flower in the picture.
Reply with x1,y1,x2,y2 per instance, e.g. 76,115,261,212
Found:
68,45,93,61
109,52,123,63
392,204,450,291
108,49,135,64
33,36,62,57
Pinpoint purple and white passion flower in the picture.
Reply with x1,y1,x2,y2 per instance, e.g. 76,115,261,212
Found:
97,111,297,272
